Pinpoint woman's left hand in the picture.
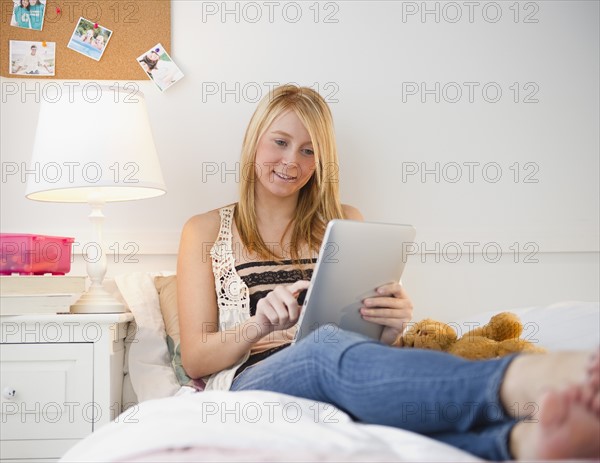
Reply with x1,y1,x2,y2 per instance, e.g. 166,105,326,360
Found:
360,283,413,345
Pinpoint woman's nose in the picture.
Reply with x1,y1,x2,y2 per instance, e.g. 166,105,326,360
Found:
281,146,300,163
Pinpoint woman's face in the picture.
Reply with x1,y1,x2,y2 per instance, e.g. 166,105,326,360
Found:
253,110,316,200
148,51,159,61
21,0,29,7
30,0,37,5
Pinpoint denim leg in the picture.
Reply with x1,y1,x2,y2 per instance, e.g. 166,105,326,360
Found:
430,421,516,461
231,325,518,456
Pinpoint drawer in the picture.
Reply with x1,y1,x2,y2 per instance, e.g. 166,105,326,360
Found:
0,343,93,441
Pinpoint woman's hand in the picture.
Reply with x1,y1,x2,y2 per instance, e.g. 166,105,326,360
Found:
360,283,413,345
254,280,311,334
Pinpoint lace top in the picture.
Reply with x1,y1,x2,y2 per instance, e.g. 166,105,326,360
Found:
204,204,316,391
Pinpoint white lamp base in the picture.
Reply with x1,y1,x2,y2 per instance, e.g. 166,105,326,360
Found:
70,199,127,314
70,285,126,314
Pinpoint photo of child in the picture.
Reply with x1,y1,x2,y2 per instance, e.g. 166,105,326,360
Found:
9,40,55,76
136,44,184,92
67,17,113,61
10,0,46,30
81,29,94,44
92,34,105,50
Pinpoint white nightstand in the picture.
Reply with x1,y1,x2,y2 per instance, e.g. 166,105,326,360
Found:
0,313,134,462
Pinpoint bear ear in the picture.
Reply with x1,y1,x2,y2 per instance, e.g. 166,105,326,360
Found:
488,312,523,341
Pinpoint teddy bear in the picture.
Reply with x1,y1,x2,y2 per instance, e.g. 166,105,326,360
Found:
392,312,546,360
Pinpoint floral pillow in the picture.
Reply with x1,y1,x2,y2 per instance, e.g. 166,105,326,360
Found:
154,275,205,391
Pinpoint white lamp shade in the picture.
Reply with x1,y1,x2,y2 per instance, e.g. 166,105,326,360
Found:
26,86,166,202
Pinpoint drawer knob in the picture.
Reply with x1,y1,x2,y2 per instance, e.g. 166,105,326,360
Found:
3,387,16,399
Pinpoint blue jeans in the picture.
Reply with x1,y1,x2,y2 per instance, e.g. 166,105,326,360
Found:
231,325,518,461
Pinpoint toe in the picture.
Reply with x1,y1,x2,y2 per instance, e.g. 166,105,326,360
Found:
539,390,568,427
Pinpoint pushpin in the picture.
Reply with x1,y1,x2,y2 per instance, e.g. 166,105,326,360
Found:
56,7,61,14
94,23,98,29
42,41,47,47
155,48,160,53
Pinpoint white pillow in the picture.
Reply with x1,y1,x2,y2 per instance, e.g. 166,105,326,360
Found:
115,271,181,403
452,301,600,351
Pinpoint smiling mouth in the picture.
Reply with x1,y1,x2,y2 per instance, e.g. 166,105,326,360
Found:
274,171,296,181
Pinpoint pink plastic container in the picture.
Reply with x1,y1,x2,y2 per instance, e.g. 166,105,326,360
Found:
0,234,74,275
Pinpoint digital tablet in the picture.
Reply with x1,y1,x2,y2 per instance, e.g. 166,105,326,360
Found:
293,220,416,344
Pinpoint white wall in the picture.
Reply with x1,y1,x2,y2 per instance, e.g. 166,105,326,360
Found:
1,1,598,321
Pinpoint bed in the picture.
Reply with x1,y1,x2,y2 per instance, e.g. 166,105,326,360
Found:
60,272,599,462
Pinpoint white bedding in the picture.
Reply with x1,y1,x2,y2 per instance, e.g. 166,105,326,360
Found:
100,272,599,462
61,389,482,462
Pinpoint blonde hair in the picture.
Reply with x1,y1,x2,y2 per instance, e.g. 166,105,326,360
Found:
235,84,344,263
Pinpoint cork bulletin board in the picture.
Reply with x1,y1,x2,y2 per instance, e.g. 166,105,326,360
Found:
0,0,171,79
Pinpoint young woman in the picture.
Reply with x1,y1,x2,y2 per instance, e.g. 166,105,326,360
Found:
177,84,599,461
28,0,44,30
12,0,31,29
138,51,182,91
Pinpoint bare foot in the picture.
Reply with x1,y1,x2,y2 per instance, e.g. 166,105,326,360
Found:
501,352,591,416
517,383,600,460
587,350,600,416
511,350,600,460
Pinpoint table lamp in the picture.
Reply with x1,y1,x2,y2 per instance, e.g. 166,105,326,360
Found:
25,86,166,313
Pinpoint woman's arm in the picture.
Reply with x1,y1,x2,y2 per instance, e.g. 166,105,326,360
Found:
177,212,267,379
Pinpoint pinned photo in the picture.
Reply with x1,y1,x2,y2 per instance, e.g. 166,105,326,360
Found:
9,40,55,76
10,0,46,31
67,17,113,61
137,44,184,92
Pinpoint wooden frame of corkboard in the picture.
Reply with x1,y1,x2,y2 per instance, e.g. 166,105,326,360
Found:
1,0,171,79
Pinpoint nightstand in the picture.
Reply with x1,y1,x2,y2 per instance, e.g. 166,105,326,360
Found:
0,313,134,462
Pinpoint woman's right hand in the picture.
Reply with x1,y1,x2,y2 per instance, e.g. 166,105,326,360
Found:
254,280,311,333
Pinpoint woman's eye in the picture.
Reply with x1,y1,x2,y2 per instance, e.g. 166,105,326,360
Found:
302,148,314,156
275,139,287,147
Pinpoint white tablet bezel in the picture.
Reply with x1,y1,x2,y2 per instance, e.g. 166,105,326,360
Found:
293,220,416,344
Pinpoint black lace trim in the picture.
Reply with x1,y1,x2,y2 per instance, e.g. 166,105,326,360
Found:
235,258,317,272
241,268,314,289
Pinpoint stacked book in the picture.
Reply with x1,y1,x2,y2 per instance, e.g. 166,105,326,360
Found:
0,276,86,316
